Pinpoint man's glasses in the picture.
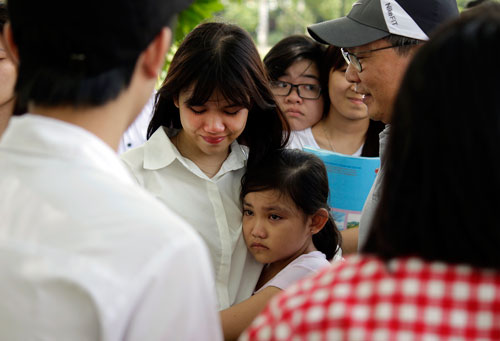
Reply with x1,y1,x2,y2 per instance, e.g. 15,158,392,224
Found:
270,81,322,100
341,43,421,72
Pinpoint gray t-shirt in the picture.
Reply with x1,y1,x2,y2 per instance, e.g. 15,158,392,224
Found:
358,125,390,250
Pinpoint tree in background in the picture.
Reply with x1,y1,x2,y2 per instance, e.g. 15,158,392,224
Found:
167,0,473,74
160,0,224,84
218,0,473,53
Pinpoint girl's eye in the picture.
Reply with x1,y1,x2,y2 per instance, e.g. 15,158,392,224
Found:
243,209,253,216
303,84,318,91
189,106,205,114
224,107,245,116
224,110,240,115
269,214,282,221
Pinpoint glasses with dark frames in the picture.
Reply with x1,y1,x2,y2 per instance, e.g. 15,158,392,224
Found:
341,42,421,72
270,80,322,100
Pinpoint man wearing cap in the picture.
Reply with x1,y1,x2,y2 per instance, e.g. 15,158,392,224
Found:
308,0,459,252
0,1,222,340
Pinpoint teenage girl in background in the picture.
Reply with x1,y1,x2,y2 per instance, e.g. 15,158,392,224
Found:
264,35,325,131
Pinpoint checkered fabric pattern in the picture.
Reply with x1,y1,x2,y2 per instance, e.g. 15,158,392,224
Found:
241,255,500,341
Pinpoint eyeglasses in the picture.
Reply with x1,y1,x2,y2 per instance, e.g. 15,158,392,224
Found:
341,43,421,72
270,81,322,100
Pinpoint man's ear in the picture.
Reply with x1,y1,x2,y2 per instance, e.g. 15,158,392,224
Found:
141,27,172,79
3,22,20,65
308,208,329,235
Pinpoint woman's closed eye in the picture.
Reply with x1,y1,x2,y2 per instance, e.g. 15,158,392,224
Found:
224,108,243,115
223,105,246,116
189,106,206,114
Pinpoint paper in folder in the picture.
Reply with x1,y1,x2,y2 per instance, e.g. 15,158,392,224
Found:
303,147,380,231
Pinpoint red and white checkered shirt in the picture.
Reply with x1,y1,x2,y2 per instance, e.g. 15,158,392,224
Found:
242,255,500,341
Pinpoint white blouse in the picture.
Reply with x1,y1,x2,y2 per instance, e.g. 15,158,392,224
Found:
121,127,262,310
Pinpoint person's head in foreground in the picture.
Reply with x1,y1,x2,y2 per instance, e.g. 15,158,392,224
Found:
241,149,341,269
4,0,189,144
148,22,289,168
263,35,325,131
0,1,17,136
242,4,500,340
308,0,459,124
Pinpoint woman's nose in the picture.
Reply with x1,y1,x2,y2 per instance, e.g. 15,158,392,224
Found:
203,112,225,133
285,86,303,104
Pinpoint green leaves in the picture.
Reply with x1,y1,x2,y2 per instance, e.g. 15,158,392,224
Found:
175,0,224,43
159,0,224,86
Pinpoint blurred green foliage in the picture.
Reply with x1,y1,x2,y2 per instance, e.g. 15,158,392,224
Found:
160,0,473,85
159,0,224,85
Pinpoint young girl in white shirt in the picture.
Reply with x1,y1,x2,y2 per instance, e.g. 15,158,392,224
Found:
121,22,289,311
221,148,341,340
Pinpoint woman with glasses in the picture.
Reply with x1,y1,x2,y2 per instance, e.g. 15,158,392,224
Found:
263,35,325,131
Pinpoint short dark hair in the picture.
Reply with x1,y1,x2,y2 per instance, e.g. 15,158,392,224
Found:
7,0,191,109
363,3,500,269
149,22,289,166
241,149,341,260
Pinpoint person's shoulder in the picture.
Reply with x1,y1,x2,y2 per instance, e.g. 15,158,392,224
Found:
286,128,314,150
291,251,330,269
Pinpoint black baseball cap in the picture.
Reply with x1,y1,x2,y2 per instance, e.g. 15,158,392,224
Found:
7,0,193,75
308,0,459,48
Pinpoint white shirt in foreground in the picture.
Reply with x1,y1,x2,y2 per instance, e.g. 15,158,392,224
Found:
121,127,263,310
0,114,222,341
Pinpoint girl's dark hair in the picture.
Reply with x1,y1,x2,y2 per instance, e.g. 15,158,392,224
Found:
241,149,341,260
322,45,385,157
149,22,289,166
263,34,326,83
363,3,500,269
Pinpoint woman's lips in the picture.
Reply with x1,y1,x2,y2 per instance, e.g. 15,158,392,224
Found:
285,110,303,118
348,97,365,105
202,136,225,144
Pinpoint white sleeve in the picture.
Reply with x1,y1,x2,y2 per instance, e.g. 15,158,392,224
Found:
124,236,222,341
257,253,330,292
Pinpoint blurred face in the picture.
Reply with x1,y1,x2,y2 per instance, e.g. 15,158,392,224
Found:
328,65,367,121
243,190,314,267
274,59,324,131
175,88,248,159
345,39,414,124
0,40,16,109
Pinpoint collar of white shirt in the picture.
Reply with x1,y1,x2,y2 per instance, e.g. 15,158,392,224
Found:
143,127,248,177
1,113,135,185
